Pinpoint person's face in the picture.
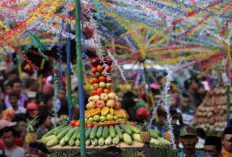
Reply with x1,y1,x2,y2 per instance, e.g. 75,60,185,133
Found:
169,97,176,106
31,82,39,91
204,145,220,157
5,85,11,95
222,134,232,152
158,116,165,125
179,135,198,151
12,82,21,94
3,131,15,147
198,87,205,95
9,96,18,107
58,90,66,100
47,98,53,109
15,121,25,132
28,110,39,118
44,115,52,128
191,80,198,90
9,74,17,81
182,97,191,108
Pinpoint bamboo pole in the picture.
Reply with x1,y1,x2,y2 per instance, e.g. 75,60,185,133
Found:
66,14,72,122
227,85,230,126
143,64,160,126
75,0,86,155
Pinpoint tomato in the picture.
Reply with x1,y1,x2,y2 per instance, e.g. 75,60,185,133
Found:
130,122,137,126
92,122,98,127
70,120,76,126
86,123,93,128
99,76,106,82
75,121,80,127
91,67,97,73
97,65,103,72
114,120,119,124
110,89,114,92
104,88,110,94
106,121,114,127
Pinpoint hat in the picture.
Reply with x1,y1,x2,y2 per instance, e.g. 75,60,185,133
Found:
46,76,53,85
26,102,38,110
180,126,197,137
26,91,37,98
136,107,150,119
173,124,181,136
42,84,54,96
205,136,221,146
0,120,17,130
222,127,232,136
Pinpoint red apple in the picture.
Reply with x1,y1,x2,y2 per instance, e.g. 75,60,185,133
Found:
105,66,111,72
91,58,99,67
106,58,113,66
96,100,105,109
97,88,104,95
86,102,96,110
90,90,97,96
89,79,94,84
92,77,99,83
106,76,112,83
114,101,121,110
106,100,116,108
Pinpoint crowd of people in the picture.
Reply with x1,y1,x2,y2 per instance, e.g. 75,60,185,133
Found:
0,64,230,157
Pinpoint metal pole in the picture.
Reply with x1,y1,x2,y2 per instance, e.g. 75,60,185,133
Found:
66,13,72,122
75,0,86,156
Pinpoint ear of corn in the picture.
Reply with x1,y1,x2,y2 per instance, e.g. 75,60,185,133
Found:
46,137,59,147
123,133,132,145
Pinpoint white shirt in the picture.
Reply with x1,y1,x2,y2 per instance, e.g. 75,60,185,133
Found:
0,147,25,157
8,106,26,114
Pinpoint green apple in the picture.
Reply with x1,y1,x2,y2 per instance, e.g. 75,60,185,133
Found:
101,71,106,76
100,116,106,122
106,83,112,89
93,115,100,122
85,118,88,123
99,82,106,88
88,117,93,122
106,114,114,121
113,115,118,120
90,86,94,91
94,72,101,77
